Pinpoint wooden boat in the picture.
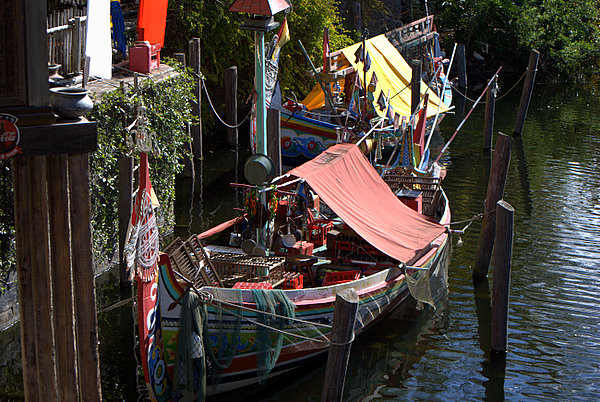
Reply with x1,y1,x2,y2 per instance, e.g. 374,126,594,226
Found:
273,17,453,167
136,143,451,399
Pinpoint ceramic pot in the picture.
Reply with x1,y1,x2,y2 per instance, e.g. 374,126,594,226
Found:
49,87,93,119
48,64,63,80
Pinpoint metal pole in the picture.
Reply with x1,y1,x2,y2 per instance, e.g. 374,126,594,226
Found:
255,31,267,155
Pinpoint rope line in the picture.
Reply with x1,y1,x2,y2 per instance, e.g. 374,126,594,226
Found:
192,288,356,346
201,79,251,129
451,70,527,104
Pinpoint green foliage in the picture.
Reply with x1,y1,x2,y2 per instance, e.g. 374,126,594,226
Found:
515,0,600,77
88,66,195,267
164,0,354,116
435,0,600,78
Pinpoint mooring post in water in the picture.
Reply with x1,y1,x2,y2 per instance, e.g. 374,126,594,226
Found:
474,133,513,280
483,76,497,150
513,49,540,136
491,200,514,353
267,108,282,176
456,43,467,89
322,288,359,402
189,38,203,159
225,66,238,147
411,59,423,116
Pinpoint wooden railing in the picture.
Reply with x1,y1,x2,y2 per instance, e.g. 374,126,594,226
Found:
47,7,87,76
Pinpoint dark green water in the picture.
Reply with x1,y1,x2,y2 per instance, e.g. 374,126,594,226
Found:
1,80,599,400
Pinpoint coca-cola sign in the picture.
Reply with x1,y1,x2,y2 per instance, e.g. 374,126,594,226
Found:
0,114,21,160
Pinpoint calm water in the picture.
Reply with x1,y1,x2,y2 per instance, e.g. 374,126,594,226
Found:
1,80,599,400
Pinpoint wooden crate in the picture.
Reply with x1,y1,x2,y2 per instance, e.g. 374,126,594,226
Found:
381,169,441,215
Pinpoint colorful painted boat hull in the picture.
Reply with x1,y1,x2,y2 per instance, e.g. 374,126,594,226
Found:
141,196,450,398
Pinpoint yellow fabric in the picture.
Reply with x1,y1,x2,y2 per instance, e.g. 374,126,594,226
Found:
301,35,449,119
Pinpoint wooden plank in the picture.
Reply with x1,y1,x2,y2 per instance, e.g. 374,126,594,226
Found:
513,49,540,136
18,118,98,156
12,157,40,402
68,153,102,401
24,0,49,106
483,76,496,150
47,154,79,401
29,155,58,399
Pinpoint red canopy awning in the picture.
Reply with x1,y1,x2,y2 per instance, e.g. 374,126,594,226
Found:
288,144,446,263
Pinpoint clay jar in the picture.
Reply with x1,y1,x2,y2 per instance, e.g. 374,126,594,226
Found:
49,87,93,119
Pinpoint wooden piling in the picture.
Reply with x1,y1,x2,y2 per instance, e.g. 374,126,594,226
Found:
69,154,102,401
189,38,203,159
456,43,467,89
483,76,496,150
48,154,79,401
225,66,238,147
119,156,134,286
266,108,282,176
513,49,540,136
491,200,514,353
473,133,513,280
321,288,359,402
411,59,422,116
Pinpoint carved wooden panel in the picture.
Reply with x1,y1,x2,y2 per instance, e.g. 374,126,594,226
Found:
0,0,28,106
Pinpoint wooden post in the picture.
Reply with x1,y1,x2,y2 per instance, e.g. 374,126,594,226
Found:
119,156,134,286
491,200,514,353
225,66,238,147
69,154,102,401
321,288,359,402
71,16,83,73
266,108,282,176
513,49,540,136
411,59,422,116
456,43,467,89
174,52,186,66
12,157,41,402
48,154,79,401
483,77,496,150
473,133,513,279
189,38,203,159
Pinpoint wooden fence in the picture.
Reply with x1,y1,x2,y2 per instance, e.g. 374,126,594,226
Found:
47,6,87,76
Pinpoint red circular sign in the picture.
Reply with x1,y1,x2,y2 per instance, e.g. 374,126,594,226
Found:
0,114,21,160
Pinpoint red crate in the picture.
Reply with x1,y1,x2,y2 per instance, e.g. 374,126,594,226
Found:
232,282,273,290
289,241,314,256
322,270,361,286
129,42,161,74
308,219,333,246
282,272,303,289
336,240,354,251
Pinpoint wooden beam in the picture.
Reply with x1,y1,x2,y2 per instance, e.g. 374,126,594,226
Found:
267,108,282,176
225,66,238,147
12,157,40,402
47,154,79,401
69,153,102,401
18,118,98,156
189,38,203,159
29,156,59,398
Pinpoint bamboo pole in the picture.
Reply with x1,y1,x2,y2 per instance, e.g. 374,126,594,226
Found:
491,200,514,353
483,76,496,150
321,288,359,402
473,133,513,280
513,49,540,136
69,153,102,401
